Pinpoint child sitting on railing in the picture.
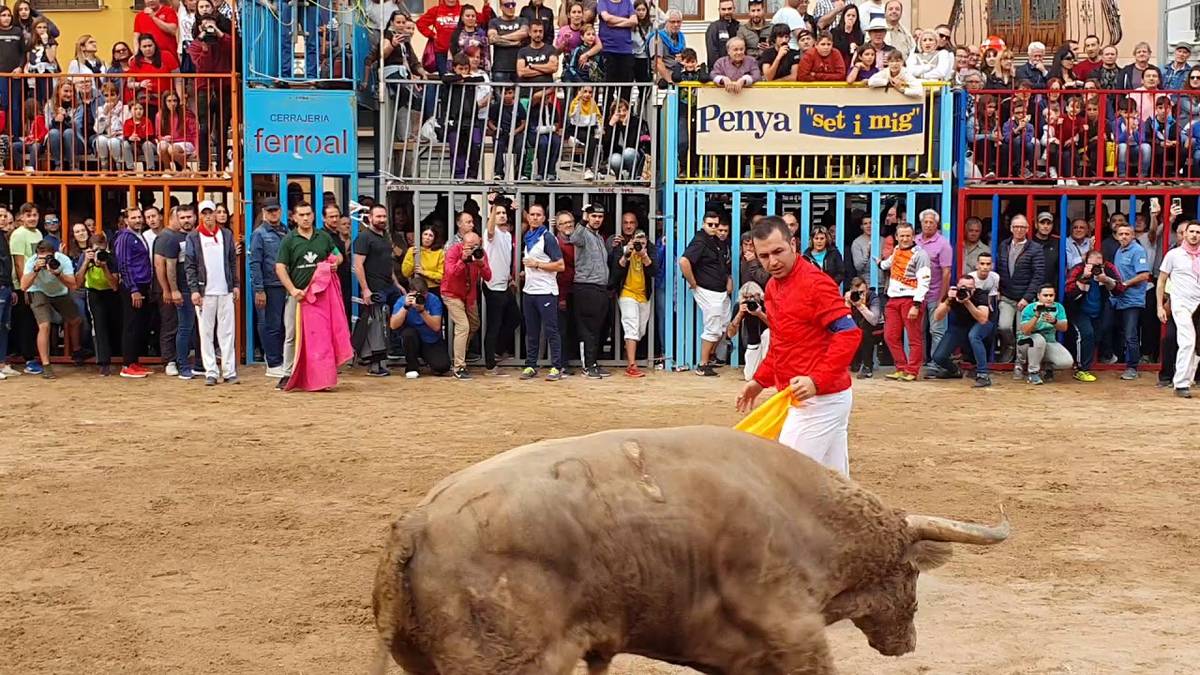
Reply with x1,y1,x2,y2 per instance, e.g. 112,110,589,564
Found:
968,94,1002,178
1000,103,1036,179
866,48,922,98
1112,98,1145,180
565,85,601,180
1141,94,1181,179
11,98,47,172
93,82,128,172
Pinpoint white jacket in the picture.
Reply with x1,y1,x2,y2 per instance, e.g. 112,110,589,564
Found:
867,67,924,99
906,49,953,82
94,101,128,138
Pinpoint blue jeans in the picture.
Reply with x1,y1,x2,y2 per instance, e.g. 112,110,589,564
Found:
523,293,562,369
279,1,321,79
176,301,198,371
1071,310,1098,371
46,128,83,169
0,286,11,360
1118,306,1143,369
255,286,287,367
932,319,994,376
532,133,562,179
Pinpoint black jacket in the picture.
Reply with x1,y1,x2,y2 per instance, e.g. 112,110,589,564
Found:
608,245,656,295
1115,63,1149,90
997,237,1045,302
0,226,11,285
803,245,846,285
1032,234,1059,288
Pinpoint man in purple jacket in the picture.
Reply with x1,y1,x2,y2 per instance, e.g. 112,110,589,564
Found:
114,207,155,378
598,0,636,86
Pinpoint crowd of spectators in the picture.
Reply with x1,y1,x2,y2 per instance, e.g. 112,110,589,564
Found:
0,0,235,175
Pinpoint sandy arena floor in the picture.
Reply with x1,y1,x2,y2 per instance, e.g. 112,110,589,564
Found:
1,366,1197,674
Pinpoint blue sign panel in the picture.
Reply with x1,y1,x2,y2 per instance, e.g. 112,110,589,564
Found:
242,89,357,174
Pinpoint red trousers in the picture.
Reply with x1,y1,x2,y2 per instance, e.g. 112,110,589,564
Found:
884,296,925,375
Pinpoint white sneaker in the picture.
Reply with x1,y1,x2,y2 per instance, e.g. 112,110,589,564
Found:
0,364,19,377
404,371,419,379
0,370,7,380
165,363,179,377
264,366,286,378
583,168,595,181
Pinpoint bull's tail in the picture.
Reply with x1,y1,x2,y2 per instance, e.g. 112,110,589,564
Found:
371,509,427,675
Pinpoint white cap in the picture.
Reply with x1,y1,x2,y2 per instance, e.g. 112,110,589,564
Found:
866,17,888,31
197,199,216,212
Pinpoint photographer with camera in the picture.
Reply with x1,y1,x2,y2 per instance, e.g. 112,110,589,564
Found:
928,275,995,387
75,232,121,376
390,275,452,378
1065,249,1124,383
1016,284,1072,385
726,281,769,382
844,276,881,379
611,228,657,378
19,240,80,379
569,203,613,379
442,231,491,380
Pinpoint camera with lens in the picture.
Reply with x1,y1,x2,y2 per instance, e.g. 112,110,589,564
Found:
95,249,110,264
632,241,644,252
411,291,426,306
849,290,862,303
955,286,970,301
45,255,61,271
199,21,219,42
1036,304,1056,315
470,247,485,261
744,299,760,312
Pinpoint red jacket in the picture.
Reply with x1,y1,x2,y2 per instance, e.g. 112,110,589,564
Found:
417,0,493,55
123,116,157,142
795,48,846,82
441,241,492,306
754,257,860,396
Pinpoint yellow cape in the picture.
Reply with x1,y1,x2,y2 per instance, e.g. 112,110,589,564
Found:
733,389,794,440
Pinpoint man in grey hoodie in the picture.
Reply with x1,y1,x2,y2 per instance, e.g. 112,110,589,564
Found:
569,202,613,379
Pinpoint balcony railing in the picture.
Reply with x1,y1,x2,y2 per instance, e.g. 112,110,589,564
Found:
961,87,1200,186
240,0,359,85
947,0,1122,58
379,80,657,189
0,72,236,179
669,81,953,184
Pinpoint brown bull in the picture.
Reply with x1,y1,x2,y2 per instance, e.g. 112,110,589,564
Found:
372,426,1009,674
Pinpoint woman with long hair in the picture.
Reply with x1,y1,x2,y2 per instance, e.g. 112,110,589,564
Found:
45,80,82,170
68,34,106,99
554,1,588,53
829,4,863,64
1177,65,1200,132
126,34,180,116
155,89,198,175
13,0,57,45
631,0,657,82
75,232,122,376
802,226,846,282
984,49,1016,89
906,28,953,81
401,227,447,295
1048,47,1081,88
969,93,1001,177
24,16,59,105
980,47,999,78
11,96,47,170
449,5,489,71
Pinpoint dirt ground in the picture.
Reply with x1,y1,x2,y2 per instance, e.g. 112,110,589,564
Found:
2,366,1198,674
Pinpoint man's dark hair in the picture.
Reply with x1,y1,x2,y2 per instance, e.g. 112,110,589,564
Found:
18,202,37,216
895,221,915,234
410,274,430,293
143,205,160,216
1039,283,1057,294
293,200,314,212
125,206,143,217
369,203,388,216
977,251,992,260
176,203,195,215
703,210,720,222
750,215,791,243
680,47,698,61
324,202,341,216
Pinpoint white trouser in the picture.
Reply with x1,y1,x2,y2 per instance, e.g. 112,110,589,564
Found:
1017,333,1075,373
282,295,299,376
196,294,236,379
693,287,731,343
1173,300,1200,390
742,328,771,381
778,388,853,477
618,296,651,341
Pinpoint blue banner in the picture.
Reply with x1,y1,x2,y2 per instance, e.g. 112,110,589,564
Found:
242,89,357,174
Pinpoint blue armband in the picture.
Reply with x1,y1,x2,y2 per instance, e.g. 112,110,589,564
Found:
827,315,856,333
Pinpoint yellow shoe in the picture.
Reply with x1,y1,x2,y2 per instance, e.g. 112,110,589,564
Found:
1074,370,1097,382
885,370,905,380
899,372,917,382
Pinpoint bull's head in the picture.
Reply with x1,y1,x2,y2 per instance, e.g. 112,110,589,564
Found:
827,507,1010,657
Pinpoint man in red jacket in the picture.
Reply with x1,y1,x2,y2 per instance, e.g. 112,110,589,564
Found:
736,216,861,476
442,231,491,380
417,0,493,74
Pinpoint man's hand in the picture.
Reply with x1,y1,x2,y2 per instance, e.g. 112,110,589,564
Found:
907,305,918,320
171,290,183,306
254,291,267,309
736,380,764,413
724,78,743,94
1017,298,1029,311
522,256,540,269
1158,305,1169,323
131,291,144,308
789,375,817,402
290,288,305,301
191,292,202,307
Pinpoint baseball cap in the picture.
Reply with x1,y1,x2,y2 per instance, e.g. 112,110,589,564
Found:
866,17,887,31
198,199,216,213
1174,42,1193,53
1037,211,1053,223
261,197,281,210
584,202,606,215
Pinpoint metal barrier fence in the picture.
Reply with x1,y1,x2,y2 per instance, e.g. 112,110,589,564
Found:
670,81,953,184
0,72,236,178
378,80,657,187
961,88,1200,186
241,0,357,84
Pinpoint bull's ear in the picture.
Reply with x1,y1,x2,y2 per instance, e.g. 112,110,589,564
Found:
905,540,953,571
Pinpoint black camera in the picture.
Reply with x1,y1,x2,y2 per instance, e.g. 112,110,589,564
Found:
95,249,110,264
955,287,970,301
1036,304,1056,314
470,247,485,261
200,22,219,42
744,299,760,312
849,290,862,303
632,241,644,252
411,291,426,306
45,255,60,271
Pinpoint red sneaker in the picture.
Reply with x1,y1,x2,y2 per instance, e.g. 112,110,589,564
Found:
625,364,645,378
120,365,149,379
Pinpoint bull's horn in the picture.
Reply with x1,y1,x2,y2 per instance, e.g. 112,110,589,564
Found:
906,504,1010,545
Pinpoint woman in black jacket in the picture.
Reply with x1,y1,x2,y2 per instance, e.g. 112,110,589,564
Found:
802,226,845,285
